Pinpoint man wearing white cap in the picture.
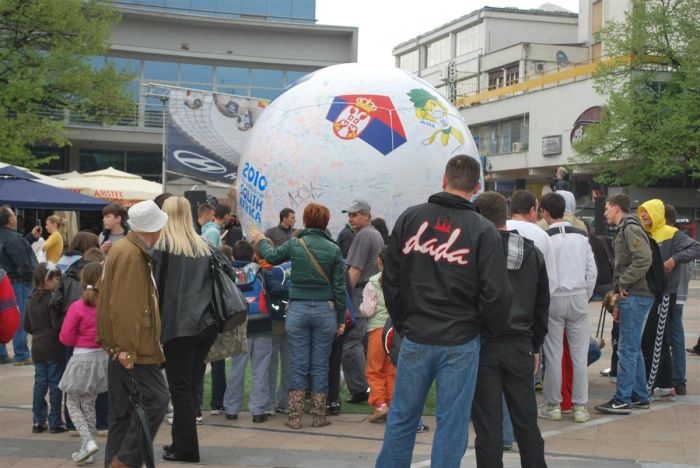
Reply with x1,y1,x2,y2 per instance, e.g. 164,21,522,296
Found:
97,200,170,468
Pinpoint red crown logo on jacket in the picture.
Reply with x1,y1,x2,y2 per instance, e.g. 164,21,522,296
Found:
433,218,453,234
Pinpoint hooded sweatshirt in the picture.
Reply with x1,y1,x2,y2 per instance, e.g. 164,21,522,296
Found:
638,199,700,293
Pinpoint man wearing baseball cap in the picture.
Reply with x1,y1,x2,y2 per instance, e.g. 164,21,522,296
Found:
341,199,384,405
97,200,170,468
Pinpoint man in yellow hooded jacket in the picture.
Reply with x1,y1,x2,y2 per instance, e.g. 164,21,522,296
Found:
637,199,700,400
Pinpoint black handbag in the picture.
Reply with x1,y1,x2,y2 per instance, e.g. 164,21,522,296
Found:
209,247,248,332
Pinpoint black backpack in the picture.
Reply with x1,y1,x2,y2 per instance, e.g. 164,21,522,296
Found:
620,218,667,298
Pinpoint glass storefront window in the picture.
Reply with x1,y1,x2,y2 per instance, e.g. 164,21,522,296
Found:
180,63,213,83
251,68,284,88
144,60,178,81
217,66,249,86
251,88,282,100
80,150,126,173
126,152,162,179
286,70,308,85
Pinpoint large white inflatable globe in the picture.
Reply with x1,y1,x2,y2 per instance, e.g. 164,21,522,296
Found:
236,63,481,237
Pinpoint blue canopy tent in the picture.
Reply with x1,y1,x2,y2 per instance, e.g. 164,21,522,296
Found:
0,166,109,211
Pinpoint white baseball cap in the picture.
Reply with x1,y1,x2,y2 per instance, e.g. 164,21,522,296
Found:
127,200,168,233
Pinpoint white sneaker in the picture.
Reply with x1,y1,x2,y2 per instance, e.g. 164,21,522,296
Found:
72,440,99,463
652,387,676,401
573,406,590,423
210,408,224,415
196,415,203,425
538,403,562,421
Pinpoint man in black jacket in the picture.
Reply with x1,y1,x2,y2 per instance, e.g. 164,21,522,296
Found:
0,205,41,365
472,192,549,468
375,156,512,468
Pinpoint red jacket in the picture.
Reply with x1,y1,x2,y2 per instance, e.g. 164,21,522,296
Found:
0,269,20,344
60,299,100,349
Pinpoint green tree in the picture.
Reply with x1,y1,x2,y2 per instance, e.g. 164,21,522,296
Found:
0,0,135,169
573,0,700,186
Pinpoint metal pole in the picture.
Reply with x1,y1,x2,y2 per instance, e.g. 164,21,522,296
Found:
161,96,169,193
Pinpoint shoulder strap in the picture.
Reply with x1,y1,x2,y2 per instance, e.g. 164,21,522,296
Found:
299,238,331,286
599,236,614,266
546,226,587,237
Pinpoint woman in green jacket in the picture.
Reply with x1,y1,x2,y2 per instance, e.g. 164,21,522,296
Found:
252,203,346,429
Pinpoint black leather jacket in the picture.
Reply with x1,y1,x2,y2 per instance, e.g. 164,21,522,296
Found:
151,248,217,343
383,192,513,345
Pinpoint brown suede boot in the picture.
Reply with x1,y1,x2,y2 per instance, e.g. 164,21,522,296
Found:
311,392,331,428
285,390,305,429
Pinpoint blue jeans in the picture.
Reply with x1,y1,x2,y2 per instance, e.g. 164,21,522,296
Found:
285,300,336,393
0,281,31,362
668,303,686,385
376,335,480,468
33,360,65,428
613,294,653,404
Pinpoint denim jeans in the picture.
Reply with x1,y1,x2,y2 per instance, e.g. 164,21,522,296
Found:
376,335,480,468
668,303,686,385
32,360,65,428
613,294,653,404
0,281,31,362
286,300,336,393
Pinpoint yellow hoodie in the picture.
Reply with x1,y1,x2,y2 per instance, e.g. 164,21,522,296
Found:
638,199,677,244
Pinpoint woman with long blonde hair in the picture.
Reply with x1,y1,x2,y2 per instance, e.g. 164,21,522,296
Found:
43,215,64,263
151,196,217,463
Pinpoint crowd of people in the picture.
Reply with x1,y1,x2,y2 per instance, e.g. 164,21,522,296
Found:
0,156,699,468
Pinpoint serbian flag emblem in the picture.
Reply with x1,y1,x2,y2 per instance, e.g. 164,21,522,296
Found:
326,94,407,155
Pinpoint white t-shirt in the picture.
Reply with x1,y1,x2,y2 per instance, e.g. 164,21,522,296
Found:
506,219,558,294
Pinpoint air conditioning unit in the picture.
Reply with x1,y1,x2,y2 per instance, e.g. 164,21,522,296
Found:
512,142,523,152
535,62,545,72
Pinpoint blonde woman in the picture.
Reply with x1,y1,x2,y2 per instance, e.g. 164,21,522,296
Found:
151,196,218,464
43,215,64,263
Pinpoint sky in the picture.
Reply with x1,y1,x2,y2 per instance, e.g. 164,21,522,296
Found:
316,0,580,67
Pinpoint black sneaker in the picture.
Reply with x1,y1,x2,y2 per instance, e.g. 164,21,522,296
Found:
674,382,687,396
686,347,700,356
32,424,47,433
595,398,632,415
416,423,430,433
631,399,650,409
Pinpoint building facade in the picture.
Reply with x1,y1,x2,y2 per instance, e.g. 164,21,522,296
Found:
393,0,698,233
40,0,357,186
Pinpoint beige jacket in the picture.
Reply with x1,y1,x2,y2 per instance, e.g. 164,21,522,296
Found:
97,232,165,364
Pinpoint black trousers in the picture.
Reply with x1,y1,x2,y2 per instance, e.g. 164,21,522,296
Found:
163,325,218,461
642,294,677,389
472,341,547,468
327,334,345,404
104,361,169,468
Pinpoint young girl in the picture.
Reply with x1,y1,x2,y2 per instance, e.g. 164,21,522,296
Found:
23,262,66,433
59,262,108,463
359,247,394,423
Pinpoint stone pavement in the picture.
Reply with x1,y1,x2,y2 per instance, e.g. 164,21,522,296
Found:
1,291,699,467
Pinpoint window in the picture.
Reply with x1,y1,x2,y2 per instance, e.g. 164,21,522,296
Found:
33,147,68,174
144,60,178,82
456,27,479,56
251,68,284,88
80,150,162,181
426,37,450,67
472,116,529,156
180,63,213,83
286,70,308,86
80,150,126,173
126,152,162,180
399,50,420,74
488,63,518,89
217,66,249,87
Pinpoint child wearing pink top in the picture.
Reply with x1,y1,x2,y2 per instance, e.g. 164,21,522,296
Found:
59,263,108,464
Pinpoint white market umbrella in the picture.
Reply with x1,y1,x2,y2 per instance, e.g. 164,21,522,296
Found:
60,167,163,207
